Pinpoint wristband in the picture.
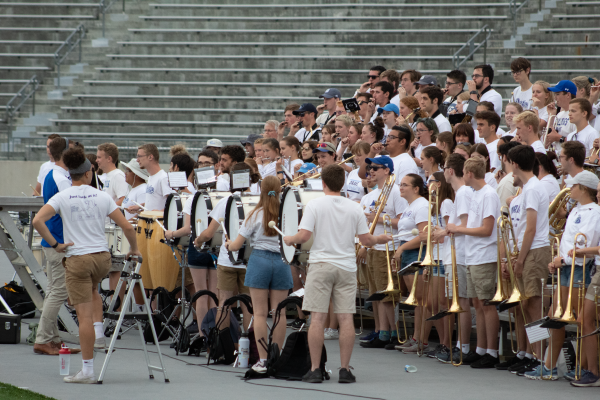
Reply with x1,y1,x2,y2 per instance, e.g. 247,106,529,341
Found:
52,242,59,249
559,137,565,143
469,91,478,95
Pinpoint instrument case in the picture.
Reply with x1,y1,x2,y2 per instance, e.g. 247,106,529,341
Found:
0,312,21,344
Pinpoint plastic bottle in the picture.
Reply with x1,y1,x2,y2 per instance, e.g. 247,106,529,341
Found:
59,345,71,376
238,332,250,368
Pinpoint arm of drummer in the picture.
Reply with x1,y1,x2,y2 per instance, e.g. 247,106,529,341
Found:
284,229,312,246
226,234,247,252
109,209,140,258
165,214,192,241
194,218,219,247
358,232,393,248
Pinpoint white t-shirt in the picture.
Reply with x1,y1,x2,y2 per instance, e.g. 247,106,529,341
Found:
391,152,419,185
359,185,407,251
444,185,474,266
47,185,118,257
594,102,600,131
433,113,452,133
261,161,277,178
553,110,577,155
209,192,245,269
49,165,72,192
485,172,498,189
390,93,400,111
346,169,366,202
561,202,600,265
396,196,429,242
496,172,516,208
238,209,279,253
485,139,501,171
38,161,54,193
102,168,128,202
414,143,436,180
506,128,517,137
538,105,549,123
511,85,533,110
216,174,230,191
295,127,322,143
567,124,599,157
509,193,524,251
481,88,503,117
434,198,452,261
464,184,500,265
187,182,197,195
539,174,560,204
122,184,147,220
286,158,303,176
530,140,547,154
298,195,369,272
145,170,173,211
513,177,549,251
250,182,261,195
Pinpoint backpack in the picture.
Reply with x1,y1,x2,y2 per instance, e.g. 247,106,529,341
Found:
143,287,178,343
207,295,253,366
0,281,36,316
185,290,219,357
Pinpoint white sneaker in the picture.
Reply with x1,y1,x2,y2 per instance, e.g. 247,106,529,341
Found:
251,360,267,373
324,329,339,340
94,338,105,350
64,370,96,384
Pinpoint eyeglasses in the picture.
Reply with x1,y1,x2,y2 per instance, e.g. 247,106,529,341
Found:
511,70,524,75
197,161,215,167
302,147,311,151
456,141,471,146
399,183,414,188
471,74,483,79
416,129,431,133
429,179,440,184
367,75,379,80
387,135,399,141
136,153,148,158
445,81,459,86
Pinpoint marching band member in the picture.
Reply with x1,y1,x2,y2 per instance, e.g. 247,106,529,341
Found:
35,134,60,196
256,138,280,178
561,141,586,187
531,81,554,131
474,110,502,171
412,118,439,180
120,158,148,221
387,125,419,184
225,176,293,373
420,146,446,181
278,136,303,178
217,145,247,191
505,103,523,137
535,152,561,204
509,57,533,111
358,156,407,349
447,157,501,368
496,141,521,208
470,144,498,189
514,111,547,153
566,98,599,157
545,80,578,153
345,141,371,203
283,164,392,383
127,144,173,214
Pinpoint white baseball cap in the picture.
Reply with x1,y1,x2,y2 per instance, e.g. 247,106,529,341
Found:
206,139,223,148
564,170,600,189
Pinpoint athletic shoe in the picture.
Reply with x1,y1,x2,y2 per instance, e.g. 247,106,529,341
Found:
94,338,106,350
359,331,379,343
436,347,458,363
290,318,307,330
403,342,429,354
251,360,267,373
302,368,324,383
360,338,390,348
564,369,577,381
516,359,540,377
495,357,521,370
63,370,96,384
571,371,600,387
524,364,558,380
286,317,299,327
507,357,531,374
187,320,199,335
395,337,417,350
429,344,448,359
324,329,339,340
461,351,483,365
384,342,398,350
471,353,499,369
338,368,356,383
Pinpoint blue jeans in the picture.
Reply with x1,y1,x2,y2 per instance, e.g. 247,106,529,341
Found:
244,249,293,290
560,260,593,288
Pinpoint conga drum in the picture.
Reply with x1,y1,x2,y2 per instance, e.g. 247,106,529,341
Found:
136,213,156,289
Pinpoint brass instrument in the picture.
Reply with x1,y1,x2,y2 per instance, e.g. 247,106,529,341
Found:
488,216,509,305
282,154,355,187
306,155,356,182
548,188,571,238
540,114,557,151
446,234,465,366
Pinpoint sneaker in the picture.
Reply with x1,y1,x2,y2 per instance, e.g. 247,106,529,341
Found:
360,338,390,349
507,357,531,374
402,341,427,354
524,364,558,380
187,320,199,335
433,345,451,361
395,337,417,350
290,318,307,330
516,359,540,377
495,357,521,370
324,329,339,340
471,353,499,369
461,351,483,365
359,331,379,343
94,338,106,350
251,360,267,373
338,367,356,383
436,347,458,363
63,370,96,384
571,371,600,387
302,368,324,383
286,317,299,327
384,342,398,350
564,369,577,381
429,344,448,359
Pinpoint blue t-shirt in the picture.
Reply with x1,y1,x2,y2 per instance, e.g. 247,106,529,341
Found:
41,170,68,247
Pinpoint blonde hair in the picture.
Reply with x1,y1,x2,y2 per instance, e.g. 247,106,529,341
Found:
170,144,188,158
572,76,599,99
336,114,354,127
457,91,471,102
532,80,554,106
463,157,486,179
513,110,540,133
254,138,265,146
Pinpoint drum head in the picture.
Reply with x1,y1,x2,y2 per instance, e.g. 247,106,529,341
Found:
279,187,301,264
190,191,211,239
164,194,183,245
225,195,244,263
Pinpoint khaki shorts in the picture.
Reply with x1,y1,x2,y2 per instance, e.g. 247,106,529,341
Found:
175,267,194,288
303,262,356,314
367,249,398,302
516,246,551,298
450,264,467,299
466,262,497,300
216,265,249,294
64,252,111,306
585,267,600,302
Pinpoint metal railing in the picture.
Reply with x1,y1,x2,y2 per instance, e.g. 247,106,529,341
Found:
509,0,532,36
452,25,491,70
100,0,125,38
54,24,85,89
3,76,40,159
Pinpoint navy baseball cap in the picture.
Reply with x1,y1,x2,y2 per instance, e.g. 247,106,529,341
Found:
240,134,261,146
417,75,438,86
319,88,342,99
293,103,318,116
548,80,578,94
366,156,394,173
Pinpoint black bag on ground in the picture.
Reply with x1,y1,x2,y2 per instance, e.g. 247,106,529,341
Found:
207,295,253,366
0,281,35,316
143,287,178,343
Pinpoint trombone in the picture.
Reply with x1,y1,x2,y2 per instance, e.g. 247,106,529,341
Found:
281,154,355,187
445,234,465,366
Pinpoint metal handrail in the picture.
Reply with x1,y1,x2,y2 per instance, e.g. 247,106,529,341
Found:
100,0,125,38
509,0,532,36
452,25,491,70
3,76,39,159
54,24,85,89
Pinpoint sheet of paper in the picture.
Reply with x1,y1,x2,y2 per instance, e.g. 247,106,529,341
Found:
306,179,323,190
195,168,215,185
168,171,188,189
525,321,551,344
232,171,250,189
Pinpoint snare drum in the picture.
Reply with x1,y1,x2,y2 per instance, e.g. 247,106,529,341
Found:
225,193,260,264
164,193,192,247
198,191,229,251
105,224,131,258
278,187,325,264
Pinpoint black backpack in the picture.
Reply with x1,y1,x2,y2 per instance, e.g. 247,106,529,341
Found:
0,281,36,316
185,290,219,357
207,295,253,365
143,287,178,343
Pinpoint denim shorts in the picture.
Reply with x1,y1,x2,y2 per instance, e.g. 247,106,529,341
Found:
432,262,445,277
244,249,293,290
188,245,217,270
560,260,593,288
400,241,428,275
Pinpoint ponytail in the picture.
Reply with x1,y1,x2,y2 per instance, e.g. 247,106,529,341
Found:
245,176,280,236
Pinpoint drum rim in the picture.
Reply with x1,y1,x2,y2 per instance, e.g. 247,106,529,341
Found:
190,190,212,239
164,193,184,246
225,194,247,265
278,186,302,264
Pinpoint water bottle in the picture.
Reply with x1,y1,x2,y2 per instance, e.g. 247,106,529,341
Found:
59,345,71,376
238,333,250,368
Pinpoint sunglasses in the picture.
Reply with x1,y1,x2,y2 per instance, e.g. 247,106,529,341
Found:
457,141,471,146
367,165,384,172
358,100,367,105
367,75,379,80
318,143,329,148
297,112,305,117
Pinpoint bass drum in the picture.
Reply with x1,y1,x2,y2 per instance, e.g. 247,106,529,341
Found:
278,187,325,264
190,190,212,240
225,193,260,264
201,191,229,251
164,193,191,247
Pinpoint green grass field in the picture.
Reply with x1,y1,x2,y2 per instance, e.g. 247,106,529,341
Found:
0,382,57,400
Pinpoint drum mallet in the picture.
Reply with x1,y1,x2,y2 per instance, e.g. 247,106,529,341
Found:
218,218,229,239
268,221,285,236
393,229,419,239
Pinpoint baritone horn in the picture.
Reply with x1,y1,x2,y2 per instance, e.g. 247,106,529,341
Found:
548,188,571,238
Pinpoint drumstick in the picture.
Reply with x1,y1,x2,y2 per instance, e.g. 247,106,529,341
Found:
195,218,202,235
218,217,228,239
393,229,420,239
268,221,285,236
131,200,148,211
29,185,40,196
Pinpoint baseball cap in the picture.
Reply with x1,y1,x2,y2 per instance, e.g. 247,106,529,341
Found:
121,158,149,181
293,103,318,116
377,103,400,115
548,80,578,94
240,134,262,146
564,170,600,189
298,162,317,173
365,155,394,173
206,139,223,148
416,75,438,86
312,142,336,154
319,88,342,99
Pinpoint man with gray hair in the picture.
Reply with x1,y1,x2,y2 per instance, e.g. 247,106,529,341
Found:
263,120,279,139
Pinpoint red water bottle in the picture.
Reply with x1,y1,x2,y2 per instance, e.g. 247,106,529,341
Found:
59,345,71,376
